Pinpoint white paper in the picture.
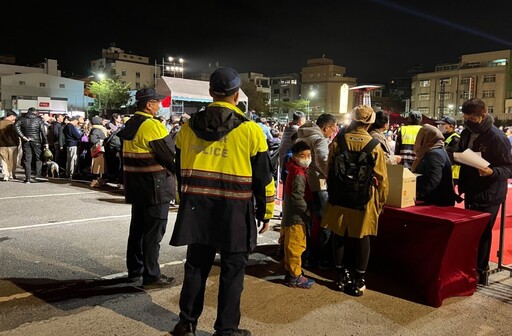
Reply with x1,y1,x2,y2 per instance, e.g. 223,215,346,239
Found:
453,149,490,169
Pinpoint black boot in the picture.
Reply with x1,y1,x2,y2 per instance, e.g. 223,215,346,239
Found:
335,267,352,292
346,272,366,297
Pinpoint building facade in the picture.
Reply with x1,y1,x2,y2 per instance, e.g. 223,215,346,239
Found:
301,57,358,121
410,50,512,122
90,45,159,90
0,59,92,114
269,72,301,122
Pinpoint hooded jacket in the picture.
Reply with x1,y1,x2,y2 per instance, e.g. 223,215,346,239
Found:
170,102,275,252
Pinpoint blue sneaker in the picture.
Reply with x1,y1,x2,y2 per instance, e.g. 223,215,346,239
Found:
286,274,315,289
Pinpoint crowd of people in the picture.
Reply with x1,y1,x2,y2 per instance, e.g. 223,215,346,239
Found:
0,107,190,188
2,67,512,336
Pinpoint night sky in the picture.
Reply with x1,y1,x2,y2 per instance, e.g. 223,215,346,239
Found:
5,0,512,83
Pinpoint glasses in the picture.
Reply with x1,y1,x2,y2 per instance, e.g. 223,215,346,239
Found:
327,125,338,133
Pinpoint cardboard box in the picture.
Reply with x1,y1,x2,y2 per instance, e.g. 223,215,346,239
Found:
385,164,417,208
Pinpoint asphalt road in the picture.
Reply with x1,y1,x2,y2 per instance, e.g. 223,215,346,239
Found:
2,173,512,336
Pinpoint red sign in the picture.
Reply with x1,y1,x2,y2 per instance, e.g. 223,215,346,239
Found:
39,102,50,107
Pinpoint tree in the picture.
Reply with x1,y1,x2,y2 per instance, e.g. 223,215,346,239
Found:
87,77,132,116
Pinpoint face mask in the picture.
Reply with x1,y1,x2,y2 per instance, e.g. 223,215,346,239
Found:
297,158,312,168
464,119,480,129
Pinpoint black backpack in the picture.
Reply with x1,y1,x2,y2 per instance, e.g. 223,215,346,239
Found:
327,131,380,210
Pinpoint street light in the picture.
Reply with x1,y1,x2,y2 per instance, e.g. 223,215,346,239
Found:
162,56,184,78
307,90,316,121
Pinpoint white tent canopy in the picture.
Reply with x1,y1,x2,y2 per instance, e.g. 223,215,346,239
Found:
156,76,248,105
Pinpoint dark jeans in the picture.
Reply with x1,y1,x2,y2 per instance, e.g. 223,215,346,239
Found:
178,244,249,334
305,190,332,265
22,141,43,180
126,203,168,282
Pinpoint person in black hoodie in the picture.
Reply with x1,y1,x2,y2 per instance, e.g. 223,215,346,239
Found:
14,107,48,183
457,98,512,285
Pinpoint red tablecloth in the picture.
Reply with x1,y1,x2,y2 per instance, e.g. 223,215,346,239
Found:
371,205,490,307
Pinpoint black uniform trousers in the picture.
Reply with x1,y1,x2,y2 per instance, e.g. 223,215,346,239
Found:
178,243,249,335
126,203,168,283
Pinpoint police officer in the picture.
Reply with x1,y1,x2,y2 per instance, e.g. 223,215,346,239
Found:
395,111,422,169
170,68,275,336
435,116,461,185
117,88,177,289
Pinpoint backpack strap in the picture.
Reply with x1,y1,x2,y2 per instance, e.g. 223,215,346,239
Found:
362,138,380,154
336,130,348,152
359,138,380,162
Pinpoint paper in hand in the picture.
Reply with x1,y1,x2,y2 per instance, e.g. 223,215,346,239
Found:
453,149,490,169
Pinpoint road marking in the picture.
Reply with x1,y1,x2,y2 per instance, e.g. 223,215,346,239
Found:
0,292,33,302
101,260,186,280
0,191,99,201
0,215,131,232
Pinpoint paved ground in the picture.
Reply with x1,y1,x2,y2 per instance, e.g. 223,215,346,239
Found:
1,170,512,335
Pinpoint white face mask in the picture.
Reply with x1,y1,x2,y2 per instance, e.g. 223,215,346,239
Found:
297,158,312,168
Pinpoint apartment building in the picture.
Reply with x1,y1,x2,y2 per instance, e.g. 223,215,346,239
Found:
269,72,301,121
301,57,358,121
410,50,512,122
90,45,159,90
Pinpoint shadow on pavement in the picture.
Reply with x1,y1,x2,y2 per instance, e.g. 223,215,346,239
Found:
1,277,180,333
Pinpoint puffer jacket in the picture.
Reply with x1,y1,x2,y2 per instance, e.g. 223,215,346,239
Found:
14,111,47,144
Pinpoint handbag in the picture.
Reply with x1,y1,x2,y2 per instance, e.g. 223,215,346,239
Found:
91,143,104,158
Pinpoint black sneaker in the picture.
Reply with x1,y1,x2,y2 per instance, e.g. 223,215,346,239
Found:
345,277,366,297
125,274,141,283
170,320,196,336
212,329,252,336
335,268,352,292
142,275,176,289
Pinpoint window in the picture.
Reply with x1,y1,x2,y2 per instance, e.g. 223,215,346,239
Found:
460,91,470,99
121,70,127,76
482,90,495,98
490,59,507,67
19,81,26,86
460,77,470,84
420,80,430,87
59,84,65,88
419,94,430,101
507,107,512,114
488,106,494,113
438,93,451,100
418,108,429,114
483,74,496,83
466,62,480,68
39,82,46,87
439,78,451,85
136,82,141,89
136,72,141,78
